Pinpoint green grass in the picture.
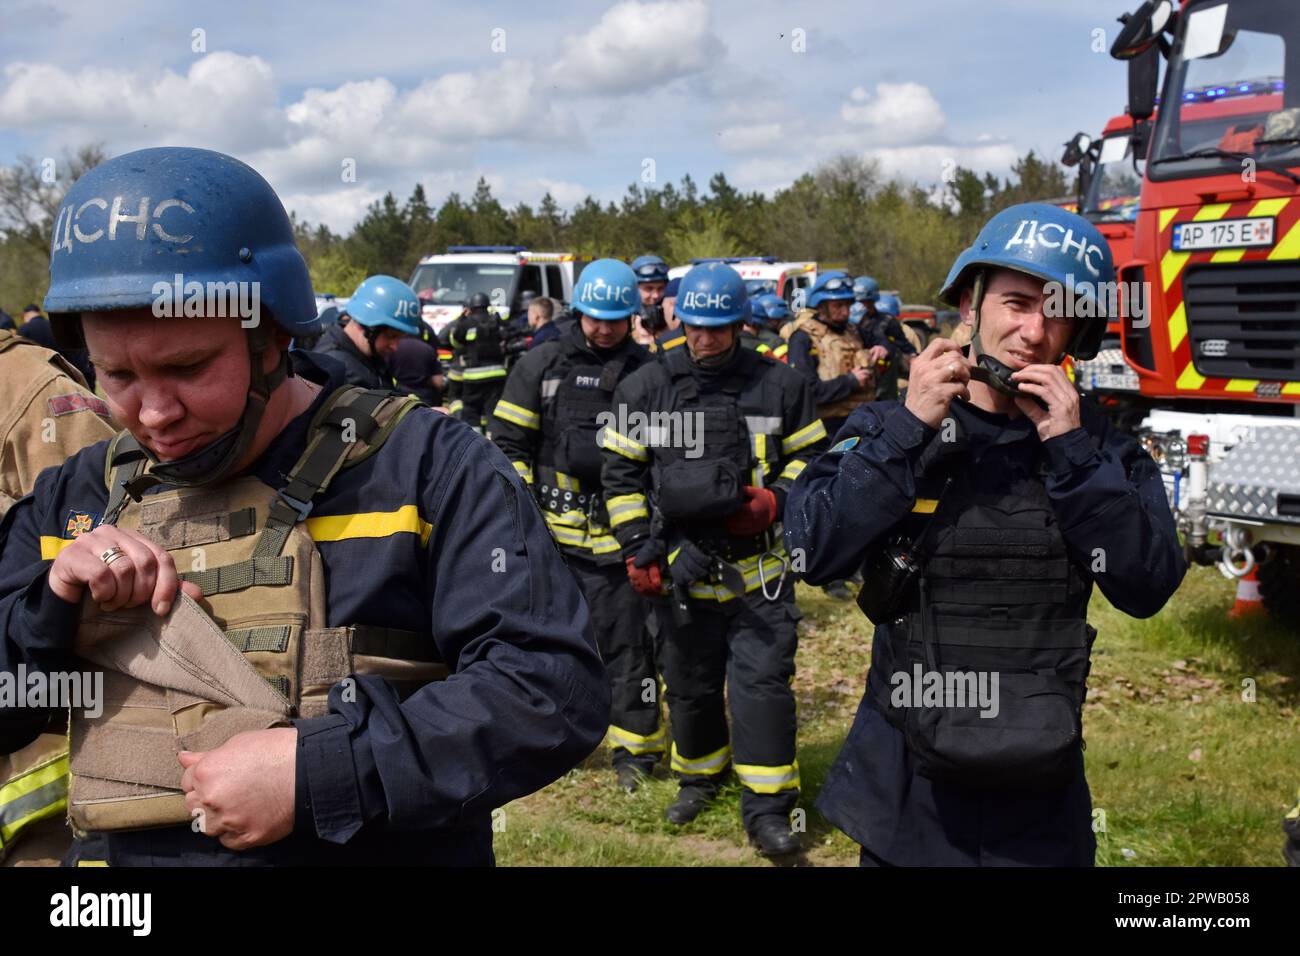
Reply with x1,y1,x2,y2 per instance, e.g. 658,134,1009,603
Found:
495,567,1300,867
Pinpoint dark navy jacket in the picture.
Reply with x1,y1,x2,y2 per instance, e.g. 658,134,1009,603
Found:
312,322,393,391
0,353,609,865
784,397,1186,865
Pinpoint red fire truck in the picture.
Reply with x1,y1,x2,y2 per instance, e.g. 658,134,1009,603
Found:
1111,0,1300,622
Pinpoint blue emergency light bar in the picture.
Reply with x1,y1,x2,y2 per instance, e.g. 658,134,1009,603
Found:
447,245,526,253
689,256,777,264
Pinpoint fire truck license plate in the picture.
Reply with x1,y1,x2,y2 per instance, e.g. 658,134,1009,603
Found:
1172,217,1275,251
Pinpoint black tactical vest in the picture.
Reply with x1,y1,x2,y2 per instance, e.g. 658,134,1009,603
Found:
542,338,629,485
868,414,1099,792
653,348,782,557
455,310,504,366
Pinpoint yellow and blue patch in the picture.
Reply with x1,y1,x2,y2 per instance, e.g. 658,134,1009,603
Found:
829,436,859,454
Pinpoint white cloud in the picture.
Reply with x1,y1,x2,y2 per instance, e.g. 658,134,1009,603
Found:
718,122,785,153
0,53,282,151
398,60,578,141
549,0,723,94
841,82,947,146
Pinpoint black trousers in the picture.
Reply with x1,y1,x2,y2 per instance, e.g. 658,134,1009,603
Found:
657,583,800,830
459,379,505,431
570,560,664,769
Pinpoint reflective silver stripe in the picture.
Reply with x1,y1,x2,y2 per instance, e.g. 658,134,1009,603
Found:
745,416,782,434
540,378,562,399
0,775,68,837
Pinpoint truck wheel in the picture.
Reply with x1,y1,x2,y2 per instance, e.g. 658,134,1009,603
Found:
1257,545,1300,628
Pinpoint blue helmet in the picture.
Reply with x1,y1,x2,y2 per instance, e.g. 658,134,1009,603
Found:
630,255,669,285
853,275,880,303
44,147,316,340
875,293,901,318
750,293,791,325
848,302,866,326
346,275,422,335
573,258,639,321
806,270,856,309
939,202,1115,359
674,262,748,327
42,147,319,488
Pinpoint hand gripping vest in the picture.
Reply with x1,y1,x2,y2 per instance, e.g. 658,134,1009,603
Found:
868,433,1098,792
66,387,449,833
784,314,873,418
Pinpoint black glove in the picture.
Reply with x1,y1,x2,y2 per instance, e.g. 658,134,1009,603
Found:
669,540,711,586
628,536,665,569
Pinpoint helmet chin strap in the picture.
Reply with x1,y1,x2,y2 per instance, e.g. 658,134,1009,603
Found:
133,324,290,491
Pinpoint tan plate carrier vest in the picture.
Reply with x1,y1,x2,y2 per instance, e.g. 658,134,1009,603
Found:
67,386,450,834
783,314,874,419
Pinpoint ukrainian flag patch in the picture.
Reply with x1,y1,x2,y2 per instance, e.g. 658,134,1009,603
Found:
829,436,860,454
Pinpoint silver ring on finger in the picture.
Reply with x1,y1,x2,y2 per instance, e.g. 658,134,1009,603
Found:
99,546,127,567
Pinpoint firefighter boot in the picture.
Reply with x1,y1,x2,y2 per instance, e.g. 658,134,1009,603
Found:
749,814,801,859
665,784,718,825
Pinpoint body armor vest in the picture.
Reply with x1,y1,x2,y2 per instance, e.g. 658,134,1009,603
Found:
868,425,1098,792
785,315,873,418
66,387,449,834
653,349,779,560
454,311,505,368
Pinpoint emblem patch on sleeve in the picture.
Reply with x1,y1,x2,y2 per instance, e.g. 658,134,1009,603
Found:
829,436,860,453
64,510,99,538
48,393,111,418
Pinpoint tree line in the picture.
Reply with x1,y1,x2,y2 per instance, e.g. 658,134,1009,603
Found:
1,145,1072,317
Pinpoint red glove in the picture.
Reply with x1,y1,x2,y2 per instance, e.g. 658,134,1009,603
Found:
726,486,779,536
625,557,663,597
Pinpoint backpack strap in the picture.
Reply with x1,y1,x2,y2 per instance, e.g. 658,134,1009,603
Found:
251,386,423,560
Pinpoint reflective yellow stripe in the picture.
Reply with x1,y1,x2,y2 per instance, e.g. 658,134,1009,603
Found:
607,724,667,755
447,400,464,414
660,335,686,351
1167,301,1187,351
773,344,788,359
602,428,649,462
1157,207,1180,233
1224,379,1255,393
670,742,731,776
734,761,800,794
0,751,69,846
1177,362,1206,390
781,420,827,455
555,472,580,491
512,460,534,484
307,505,432,547
778,459,806,481
77,860,109,867
1268,214,1300,261
461,365,508,381
493,400,540,430
606,493,649,527
543,511,620,554
40,537,75,560
911,498,938,514
684,549,788,602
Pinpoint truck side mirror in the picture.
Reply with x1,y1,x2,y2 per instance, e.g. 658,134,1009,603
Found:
1110,0,1176,60
1127,45,1161,122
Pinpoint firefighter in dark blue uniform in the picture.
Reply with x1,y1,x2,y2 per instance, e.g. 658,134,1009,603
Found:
490,259,665,792
601,262,829,859
312,275,422,390
784,203,1186,866
0,147,608,866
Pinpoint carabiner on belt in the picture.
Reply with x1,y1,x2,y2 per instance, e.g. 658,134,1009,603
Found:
757,548,788,601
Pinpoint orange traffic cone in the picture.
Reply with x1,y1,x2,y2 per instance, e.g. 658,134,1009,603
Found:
1228,567,1264,619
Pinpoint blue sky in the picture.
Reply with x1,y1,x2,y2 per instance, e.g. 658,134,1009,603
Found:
0,0,1141,232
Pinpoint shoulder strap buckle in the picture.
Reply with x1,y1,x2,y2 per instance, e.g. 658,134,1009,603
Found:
274,488,314,523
